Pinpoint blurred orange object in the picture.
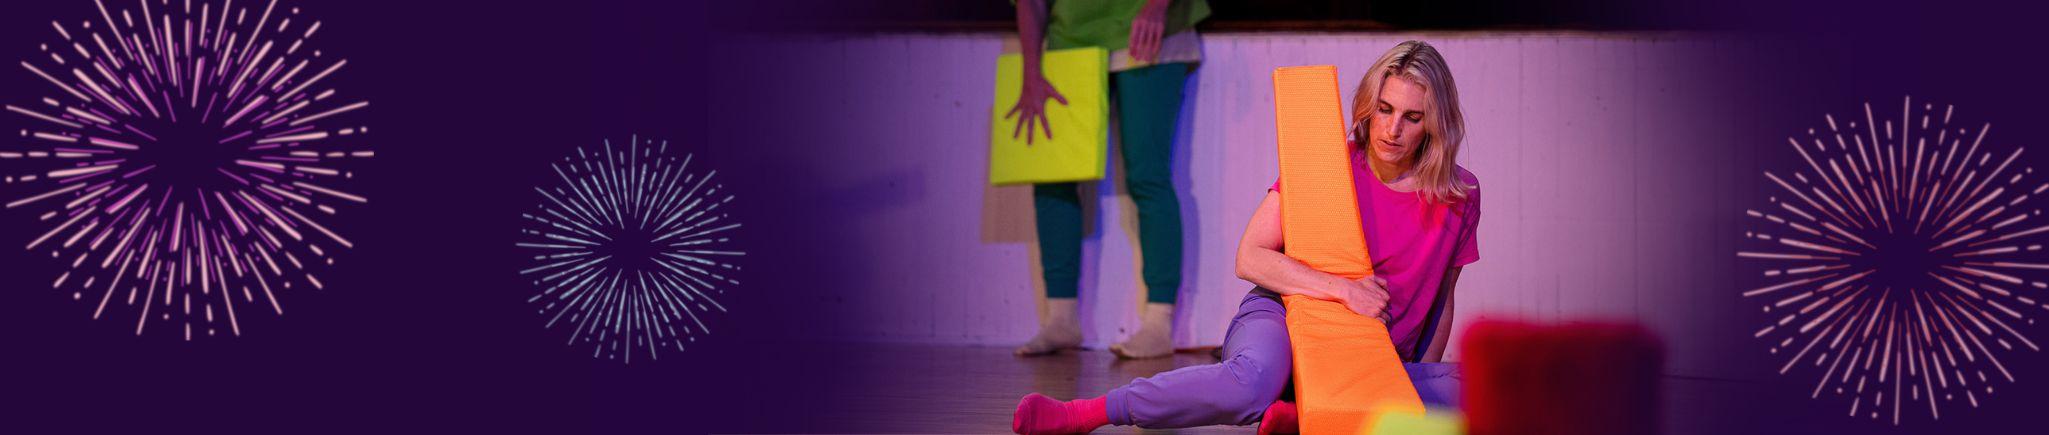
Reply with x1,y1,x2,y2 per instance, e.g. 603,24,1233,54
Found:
1271,65,1424,435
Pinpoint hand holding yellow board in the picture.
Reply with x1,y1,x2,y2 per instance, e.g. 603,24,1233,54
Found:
989,47,1109,185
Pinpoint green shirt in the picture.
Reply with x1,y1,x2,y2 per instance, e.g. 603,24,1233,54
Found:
1043,0,1210,51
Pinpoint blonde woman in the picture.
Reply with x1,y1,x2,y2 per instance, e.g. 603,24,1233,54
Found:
1012,41,1481,434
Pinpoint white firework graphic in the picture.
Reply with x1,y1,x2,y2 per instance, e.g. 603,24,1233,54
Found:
1739,96,2046,425
4,0,370,340
517,136,742,363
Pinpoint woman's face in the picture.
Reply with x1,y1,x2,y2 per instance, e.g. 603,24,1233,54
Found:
1367,75,1430,168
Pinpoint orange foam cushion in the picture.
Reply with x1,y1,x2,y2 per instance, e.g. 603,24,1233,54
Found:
1270,65,1425,435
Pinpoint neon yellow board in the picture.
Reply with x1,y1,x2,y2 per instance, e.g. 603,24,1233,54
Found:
989,46,1109,185
1366,410,1463,435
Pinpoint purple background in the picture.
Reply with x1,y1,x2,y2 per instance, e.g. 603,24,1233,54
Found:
0,1,842,433
1723,1,2049,432
0,0,2046,434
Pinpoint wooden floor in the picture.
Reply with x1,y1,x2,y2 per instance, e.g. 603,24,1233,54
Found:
807,343,1769,434
812,344,1241,434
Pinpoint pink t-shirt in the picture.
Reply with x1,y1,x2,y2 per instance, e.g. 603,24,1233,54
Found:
1269,143,1480,360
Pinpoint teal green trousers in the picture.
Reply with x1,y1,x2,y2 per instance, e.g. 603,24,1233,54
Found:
1034,62,1189,304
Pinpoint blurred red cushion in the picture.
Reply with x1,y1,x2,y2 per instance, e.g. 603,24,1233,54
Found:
1460,320,1664,435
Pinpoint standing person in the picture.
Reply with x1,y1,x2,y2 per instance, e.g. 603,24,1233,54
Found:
1008,0,1211,360
1011,41,1480,434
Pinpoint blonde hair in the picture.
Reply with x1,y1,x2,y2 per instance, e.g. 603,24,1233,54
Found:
1349,40,1470,204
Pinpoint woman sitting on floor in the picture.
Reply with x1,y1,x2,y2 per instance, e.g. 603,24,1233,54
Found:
1012,40,1482,434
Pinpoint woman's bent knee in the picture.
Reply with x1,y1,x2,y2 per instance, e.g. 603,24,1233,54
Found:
1218,353,1289,420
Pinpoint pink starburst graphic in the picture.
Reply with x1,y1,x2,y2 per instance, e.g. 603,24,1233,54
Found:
1739,96,2046,425
517,136,742,363
4,0,371,340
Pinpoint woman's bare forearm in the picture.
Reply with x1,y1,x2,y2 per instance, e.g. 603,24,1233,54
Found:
1015,0,1047,72
1421,299,1453,362
1422,267,1463,362
1235,245,1355,302
1235,192,1356,303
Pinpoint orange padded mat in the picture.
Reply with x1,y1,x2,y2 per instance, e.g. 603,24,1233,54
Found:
1270,65,1425,435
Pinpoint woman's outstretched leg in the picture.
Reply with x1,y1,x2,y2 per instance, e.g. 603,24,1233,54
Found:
1014,291,1291,433
1106,291,1292,428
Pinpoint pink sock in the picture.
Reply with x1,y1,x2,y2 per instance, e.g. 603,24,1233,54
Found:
1012,393,1109,434
1257,400,1298,435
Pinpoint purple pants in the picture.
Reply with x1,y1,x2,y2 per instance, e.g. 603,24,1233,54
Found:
1105,289,1461,428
